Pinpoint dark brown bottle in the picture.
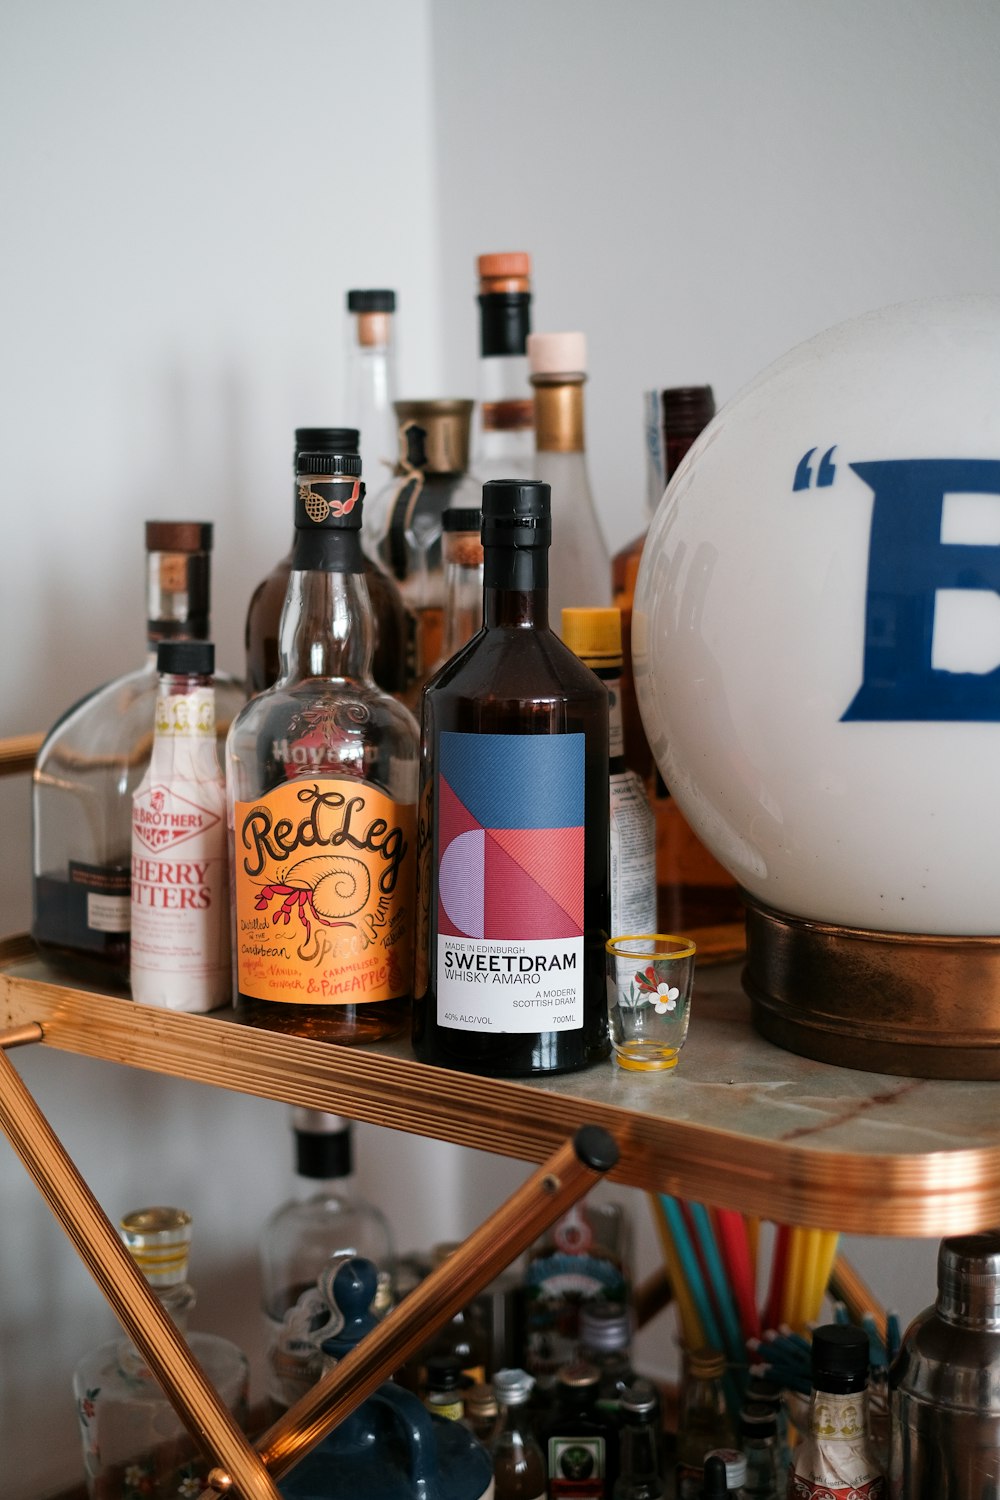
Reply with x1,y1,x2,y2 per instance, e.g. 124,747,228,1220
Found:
413,478,610,1077
245,426,410,698
542,1362,619,1500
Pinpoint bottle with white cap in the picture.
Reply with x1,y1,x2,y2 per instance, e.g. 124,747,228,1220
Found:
258,1108,395,1413
528,330,611,630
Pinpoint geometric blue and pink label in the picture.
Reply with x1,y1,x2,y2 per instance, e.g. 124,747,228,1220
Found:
435,731,585,1033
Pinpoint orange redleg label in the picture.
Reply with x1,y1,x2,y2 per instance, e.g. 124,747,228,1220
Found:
234,780,415,1004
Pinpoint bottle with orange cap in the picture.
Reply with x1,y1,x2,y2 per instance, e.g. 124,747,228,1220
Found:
473,251,535,482
562,607,656,938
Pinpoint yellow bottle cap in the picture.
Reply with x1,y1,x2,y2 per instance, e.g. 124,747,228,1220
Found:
120,1206,192,1286
561,607,623,668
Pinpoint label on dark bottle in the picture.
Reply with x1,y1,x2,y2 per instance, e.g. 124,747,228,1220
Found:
435,731,585,1033
547,1434,606,1498
69,861,131,934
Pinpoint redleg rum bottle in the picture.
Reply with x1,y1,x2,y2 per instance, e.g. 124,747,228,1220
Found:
226,448,419,1042
413,478,610,1077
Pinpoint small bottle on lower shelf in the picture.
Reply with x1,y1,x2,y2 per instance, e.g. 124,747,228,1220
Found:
73,1207,248,1500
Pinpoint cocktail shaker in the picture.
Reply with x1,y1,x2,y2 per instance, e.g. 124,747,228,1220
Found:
891,1231,1000,1497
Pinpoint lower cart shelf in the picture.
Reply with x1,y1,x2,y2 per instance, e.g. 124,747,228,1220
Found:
3,933,1000,1235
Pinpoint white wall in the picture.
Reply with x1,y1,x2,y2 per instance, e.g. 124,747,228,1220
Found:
3,0,1000,1493
0,3,454,1494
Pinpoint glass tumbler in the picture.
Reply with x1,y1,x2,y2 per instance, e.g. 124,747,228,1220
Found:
605,934,696,1071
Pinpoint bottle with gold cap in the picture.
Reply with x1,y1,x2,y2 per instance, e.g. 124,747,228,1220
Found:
72,1206,248,1499
529,331,611,629
474,251,535,482
563,607,655,939
371,398,480,697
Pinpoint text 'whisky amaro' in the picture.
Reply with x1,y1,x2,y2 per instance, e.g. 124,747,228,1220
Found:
226,447,420,1043
413,478,611,1076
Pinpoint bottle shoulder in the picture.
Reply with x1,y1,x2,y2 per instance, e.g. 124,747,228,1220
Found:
427,626,606,707
37,663,157,763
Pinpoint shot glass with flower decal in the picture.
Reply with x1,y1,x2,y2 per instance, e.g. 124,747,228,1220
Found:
605,935,696,1071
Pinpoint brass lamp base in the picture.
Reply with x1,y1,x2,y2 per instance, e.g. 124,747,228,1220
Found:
744,896,1000,1079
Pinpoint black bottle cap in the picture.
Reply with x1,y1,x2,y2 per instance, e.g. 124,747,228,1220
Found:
811,1323,870,1393
481,478,551,543
478,291,531,357
443,506,482,532
297,452,363,478
739,1400,778,1439
295,1125,352,1180
425,1354,463,1392
293,428,360,465
702,1455,728,1500
347,289,396,313
156,641,214,676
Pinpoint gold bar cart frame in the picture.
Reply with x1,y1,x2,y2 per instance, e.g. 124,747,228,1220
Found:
0,1022,618,1498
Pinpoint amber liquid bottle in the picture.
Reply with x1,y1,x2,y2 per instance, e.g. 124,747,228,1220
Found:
612,387,742,933
413,478,610,1078
245,426,410,698
227,448,419,1043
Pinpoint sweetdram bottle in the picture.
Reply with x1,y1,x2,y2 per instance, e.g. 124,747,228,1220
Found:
226,448,420,1043
413,478,610,1077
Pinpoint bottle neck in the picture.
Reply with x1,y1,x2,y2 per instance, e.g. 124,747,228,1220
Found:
279,526,374,683
347,312,398,481
119,1281,195,1374
483,544,549,630
441,533,484,658
533,376,586,453
149,673,218,776
146,546,211,649
477,292,533,458
807,1385,869,1441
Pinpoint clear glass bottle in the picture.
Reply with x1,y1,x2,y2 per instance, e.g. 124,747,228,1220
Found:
738,1403,782,1500
561,608,656,939
227,448,420,1042
73,1207,248,1500
434,505,484,672
130,641,230,1012
528,331,611,628
542,1361,619,1500
412,478,611,1078
524,1200,630,1390
578,1301,636,1417
370,398,480,701
345,288,399,494
33,520,243,990
788,1325,884,1500
490,1368,546,1500
244,426,410,697
473,252,534,483
614,1380,664,1500
676,1348,737,1500
258,1108,395,1413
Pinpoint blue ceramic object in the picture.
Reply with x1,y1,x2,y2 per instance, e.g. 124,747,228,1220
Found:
280,1257,494,1500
